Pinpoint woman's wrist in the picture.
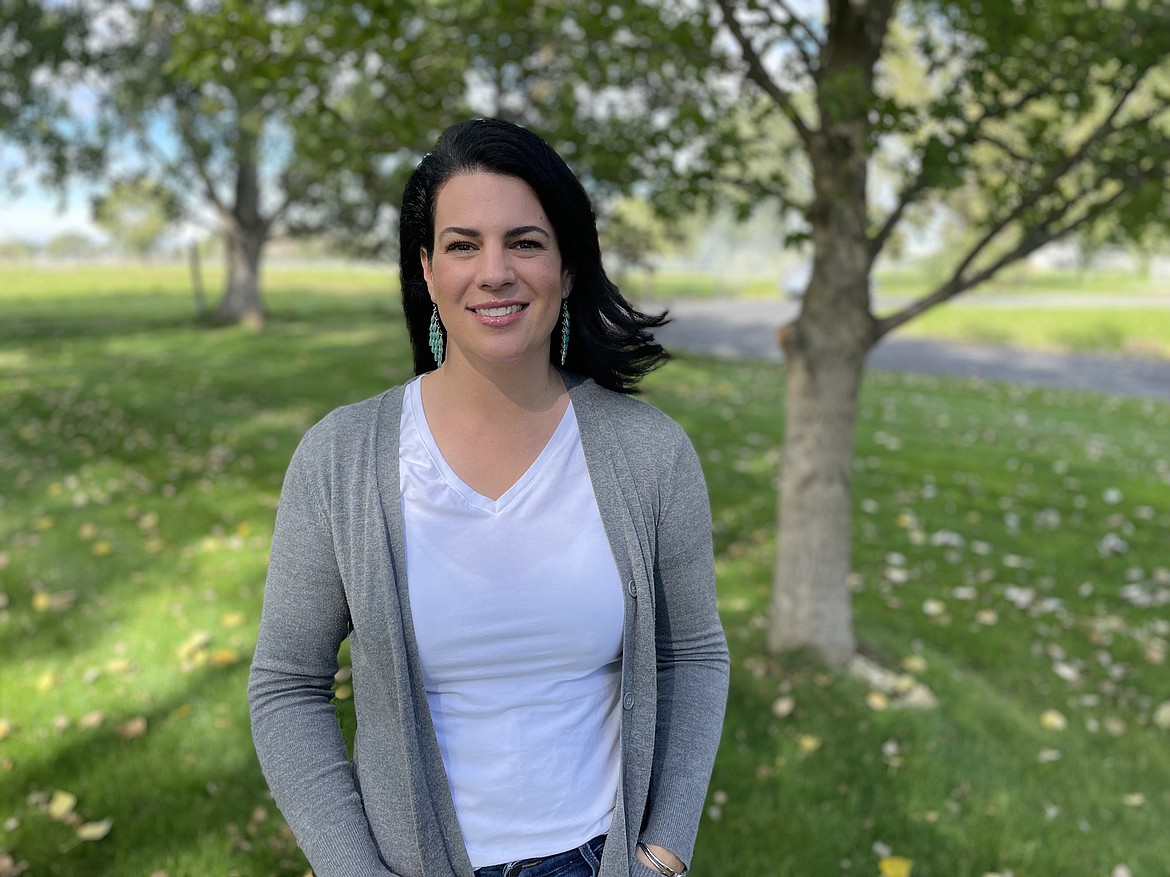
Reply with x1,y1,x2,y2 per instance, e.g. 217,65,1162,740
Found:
636,841,687,876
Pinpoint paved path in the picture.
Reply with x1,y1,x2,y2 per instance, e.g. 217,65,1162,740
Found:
651,299,1170,402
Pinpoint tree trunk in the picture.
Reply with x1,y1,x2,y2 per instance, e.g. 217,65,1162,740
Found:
762,0,894,665
216,222,267,328
769,325,867,664
769,234,875,664
188,241,207,317
214,145,268,328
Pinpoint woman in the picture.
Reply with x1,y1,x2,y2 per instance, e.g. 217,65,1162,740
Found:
249,118,729,877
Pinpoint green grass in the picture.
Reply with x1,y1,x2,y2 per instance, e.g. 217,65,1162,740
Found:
1,269,1169,875
875,266,1169,298
885,305,1170,358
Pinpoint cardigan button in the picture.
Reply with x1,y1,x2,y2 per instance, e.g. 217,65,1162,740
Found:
627,579,637,598
623,693,635,710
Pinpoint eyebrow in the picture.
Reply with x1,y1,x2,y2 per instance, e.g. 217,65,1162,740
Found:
436,225,551,239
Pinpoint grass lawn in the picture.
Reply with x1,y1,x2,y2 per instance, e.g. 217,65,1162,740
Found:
886,306,1170,359
1,270,1168,876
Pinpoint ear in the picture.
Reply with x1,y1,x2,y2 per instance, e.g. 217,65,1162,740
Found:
421,246,435,301
561,270,574,300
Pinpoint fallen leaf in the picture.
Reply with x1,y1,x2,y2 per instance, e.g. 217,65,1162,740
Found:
866,691,889,711
76,818,113,841
47,790,77,820
922,599,946,617
104,658,135,676
177,631,211,663
797,734,821,755
1040,709,1067,731
879,855,913,877
0,852,30,877
901,655,927,674
1153,701,1170,730
210,648,239,667
116,716,147,740
771,696,795,718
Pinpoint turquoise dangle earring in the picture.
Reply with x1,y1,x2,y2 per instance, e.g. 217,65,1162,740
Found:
428,304,444,368
558,301,570,366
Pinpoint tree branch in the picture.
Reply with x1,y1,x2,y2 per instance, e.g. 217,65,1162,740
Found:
715,0,814,143
871,68,1076,258
759,0,823,76
171,90,230,221
875,169,1138,338
879,66,1144,280
773,0,823,50
865,12,1168,259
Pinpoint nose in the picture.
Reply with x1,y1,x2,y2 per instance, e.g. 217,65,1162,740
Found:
477,243,515,289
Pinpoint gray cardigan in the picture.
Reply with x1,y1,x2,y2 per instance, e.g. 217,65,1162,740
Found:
248,374,729,877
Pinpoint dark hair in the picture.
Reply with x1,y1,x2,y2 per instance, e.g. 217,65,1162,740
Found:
398,118,668,393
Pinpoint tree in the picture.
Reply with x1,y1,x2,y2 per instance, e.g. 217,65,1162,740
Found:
44,229,101,259
91,177,180,259
1,0,95,187
705,0,1170,663
83,1,720,325
282,0,726,259
88,1,437,325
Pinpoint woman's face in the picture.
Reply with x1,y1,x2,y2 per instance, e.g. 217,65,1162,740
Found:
422,172,571,371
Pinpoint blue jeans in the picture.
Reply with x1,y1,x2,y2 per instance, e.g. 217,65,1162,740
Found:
474,835,606,877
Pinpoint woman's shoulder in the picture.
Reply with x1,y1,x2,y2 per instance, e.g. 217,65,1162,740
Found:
295,384,407,459
567,375,691,451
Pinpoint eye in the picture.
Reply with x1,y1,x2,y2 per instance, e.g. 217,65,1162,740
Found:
513,238,545,250
444,241,475,253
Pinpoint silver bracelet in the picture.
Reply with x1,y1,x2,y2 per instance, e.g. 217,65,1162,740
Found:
638,842,686,877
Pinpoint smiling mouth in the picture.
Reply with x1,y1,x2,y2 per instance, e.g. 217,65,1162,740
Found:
471,304,526,317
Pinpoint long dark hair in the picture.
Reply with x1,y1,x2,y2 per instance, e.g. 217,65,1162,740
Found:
398,118,668,393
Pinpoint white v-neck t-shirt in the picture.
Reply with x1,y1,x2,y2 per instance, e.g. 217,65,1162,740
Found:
399,377,624,868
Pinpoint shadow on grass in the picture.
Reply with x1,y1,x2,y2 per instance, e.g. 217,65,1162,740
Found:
0,290,400,345
1,296,415,875
3,664,308,876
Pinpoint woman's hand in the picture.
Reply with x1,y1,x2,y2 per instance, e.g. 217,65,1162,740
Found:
636,842,686,876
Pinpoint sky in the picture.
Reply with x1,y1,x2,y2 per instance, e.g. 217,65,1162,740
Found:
0,130,107,244
0,185,105,244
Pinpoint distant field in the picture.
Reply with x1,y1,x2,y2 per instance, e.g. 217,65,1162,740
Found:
874,266,1169,299
2,260,1167,360
889,306,1170,359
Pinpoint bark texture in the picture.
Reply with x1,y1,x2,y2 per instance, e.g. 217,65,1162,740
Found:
765,0,892,664
211,138,270,327
217,219,267,327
